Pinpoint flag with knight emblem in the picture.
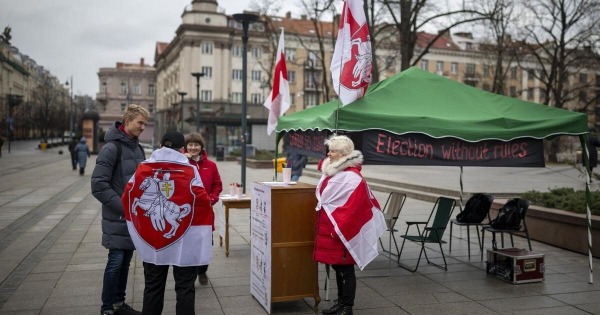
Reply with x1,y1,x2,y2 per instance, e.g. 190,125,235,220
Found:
331,0,372,106
264,29,291,135
122,147,213,266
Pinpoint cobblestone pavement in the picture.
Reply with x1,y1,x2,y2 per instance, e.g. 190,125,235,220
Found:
0,141,598,314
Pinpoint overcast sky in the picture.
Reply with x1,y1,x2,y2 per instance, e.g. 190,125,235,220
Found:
0,0,302,96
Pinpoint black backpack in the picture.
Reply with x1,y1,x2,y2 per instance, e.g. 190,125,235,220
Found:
490,198,524,230
456,193,492,223
108,141,146,177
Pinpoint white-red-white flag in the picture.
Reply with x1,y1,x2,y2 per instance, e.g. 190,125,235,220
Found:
331,0,372,106
264,29,290,135
316,168,386,270
122,148,213,266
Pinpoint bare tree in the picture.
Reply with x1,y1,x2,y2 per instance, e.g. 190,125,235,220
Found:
364,0,399,83
32,74,62,143
250,0,283,91
382,0,492,70
518,0,600,161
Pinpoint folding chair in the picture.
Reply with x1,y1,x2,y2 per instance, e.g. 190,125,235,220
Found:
397,197,456,272
378,192,407,256
481,199,532,260
449,194,494,259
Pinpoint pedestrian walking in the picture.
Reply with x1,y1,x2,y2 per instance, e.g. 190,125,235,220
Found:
92,104,148,315
285,151,308,181
184,133,222,285
586,127,600,182
74,137,91,175
122,131,213,315
68,137,78,170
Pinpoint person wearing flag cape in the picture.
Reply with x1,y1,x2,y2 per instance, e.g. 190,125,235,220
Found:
122,131,213,315
313,135,386,315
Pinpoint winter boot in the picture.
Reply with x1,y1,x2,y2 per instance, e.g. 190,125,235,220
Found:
337,305,353,315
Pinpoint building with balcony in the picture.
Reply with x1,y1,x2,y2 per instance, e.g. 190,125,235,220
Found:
96,58,156,143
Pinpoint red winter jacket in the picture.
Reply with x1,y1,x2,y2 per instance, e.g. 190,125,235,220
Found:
312,160,360,266
188,150,223,205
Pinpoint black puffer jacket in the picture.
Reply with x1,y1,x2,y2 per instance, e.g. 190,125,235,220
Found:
91,122,146,250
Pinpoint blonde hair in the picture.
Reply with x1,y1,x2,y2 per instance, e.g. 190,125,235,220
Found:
325,135,354,157
122,104,149,123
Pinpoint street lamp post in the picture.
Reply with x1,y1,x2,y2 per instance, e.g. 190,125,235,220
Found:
178,92,187,132
65,76,73,139
191,72,205,133
233,13,259,194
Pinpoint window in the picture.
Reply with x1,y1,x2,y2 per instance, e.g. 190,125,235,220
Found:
201,66,213,78
101,82,107,93
287,71,295,84
580,73,587,84
121,103,126,111
386,56,395,68
251,70,261,82
307,50,319,67
290,93,295,105
436,61,444,73
251,47,262,58
510,67,517,79
232,45,242,57
202,42,213,54
120,81,127,94
134,83,141,95
528,87,534,99
579,91,587,102
201,90,212,102
421,59,428,71
148,84,155,95
466,63,476,74
232,69,242,81
528,69,535,80
231,92,242,104
148,104,154,114
483,64,489,76
304,93,319,108
540,70,546,82
451,63,458,75
251,93,262,104
483,83,490,91
540,88,546,101
466,43,473,50
510,86,516,97
305,71,320,88
285,48,296,61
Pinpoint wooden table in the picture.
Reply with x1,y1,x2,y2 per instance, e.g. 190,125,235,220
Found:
219,195,251,257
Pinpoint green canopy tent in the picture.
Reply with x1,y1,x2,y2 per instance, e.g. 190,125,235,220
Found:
276,67,594,283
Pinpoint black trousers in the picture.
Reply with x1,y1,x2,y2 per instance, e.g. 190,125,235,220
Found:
332,264,356,307
142,262,197,315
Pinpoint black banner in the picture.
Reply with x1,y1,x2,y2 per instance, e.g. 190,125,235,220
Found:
361,130,545,167
284,130,329,159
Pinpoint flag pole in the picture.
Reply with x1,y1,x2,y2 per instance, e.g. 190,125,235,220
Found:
334,1,349,136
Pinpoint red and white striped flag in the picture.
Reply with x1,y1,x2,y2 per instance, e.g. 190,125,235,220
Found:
264,29,291,135
316,168,386,270
122,147,213,266
331,0,372,106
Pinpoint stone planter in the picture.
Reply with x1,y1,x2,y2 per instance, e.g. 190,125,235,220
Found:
238,158,273,169
491,200,600,257
224,155,238,162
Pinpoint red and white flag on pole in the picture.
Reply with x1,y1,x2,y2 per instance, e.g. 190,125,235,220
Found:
316,167,386,270
264,29,290,135
331,0,372,106
122,148,213,266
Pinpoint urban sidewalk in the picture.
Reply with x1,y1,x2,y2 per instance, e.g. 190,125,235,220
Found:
0,145,598,314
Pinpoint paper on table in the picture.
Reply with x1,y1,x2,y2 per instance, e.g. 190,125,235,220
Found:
259,182,297,186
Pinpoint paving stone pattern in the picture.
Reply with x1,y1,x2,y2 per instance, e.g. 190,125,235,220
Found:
0,141,598,314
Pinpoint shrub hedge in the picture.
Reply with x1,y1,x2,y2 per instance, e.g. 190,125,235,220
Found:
521,188,600,216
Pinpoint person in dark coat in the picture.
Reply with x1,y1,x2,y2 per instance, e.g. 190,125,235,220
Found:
286,151,308,181
74,137,91,175
586,128,600,182
92,104,148,315
68,137,78,170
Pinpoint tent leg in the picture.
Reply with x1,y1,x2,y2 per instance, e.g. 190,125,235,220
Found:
580,134,594,284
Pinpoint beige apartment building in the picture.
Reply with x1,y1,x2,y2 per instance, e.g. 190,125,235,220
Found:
96,58,156,143
154,0,599,154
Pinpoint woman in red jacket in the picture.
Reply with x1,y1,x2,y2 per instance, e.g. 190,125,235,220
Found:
313,135,383,315
184,133,223,285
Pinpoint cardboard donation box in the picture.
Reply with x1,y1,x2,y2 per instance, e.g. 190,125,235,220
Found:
486,248,545,284
250,182,320,314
